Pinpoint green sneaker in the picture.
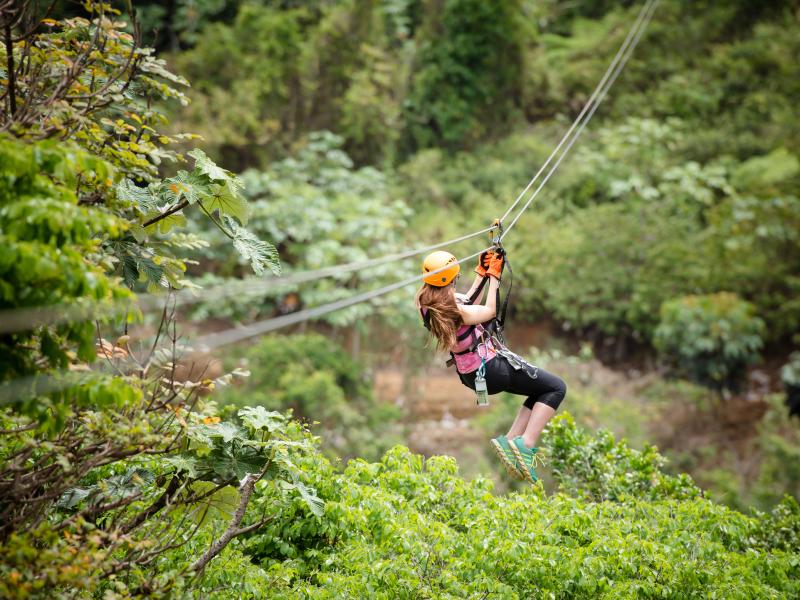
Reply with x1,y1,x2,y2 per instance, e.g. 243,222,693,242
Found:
490,436,524,480
510,437,540,484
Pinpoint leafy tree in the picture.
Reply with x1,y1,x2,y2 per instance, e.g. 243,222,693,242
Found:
0,1,191,180
0,5,305,597
404,0,525,151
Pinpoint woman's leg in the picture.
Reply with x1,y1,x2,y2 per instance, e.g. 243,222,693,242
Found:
507,366,567,448
506,405,531,439
520,403,556,448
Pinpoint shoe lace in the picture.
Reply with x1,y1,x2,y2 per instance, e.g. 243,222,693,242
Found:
531,451,546,469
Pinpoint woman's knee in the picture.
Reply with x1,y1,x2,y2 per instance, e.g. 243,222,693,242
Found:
540,376,567,410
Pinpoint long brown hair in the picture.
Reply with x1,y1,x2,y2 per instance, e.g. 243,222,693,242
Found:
415,283,462,352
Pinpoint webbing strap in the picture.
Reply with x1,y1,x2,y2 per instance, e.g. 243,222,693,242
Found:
495,255,512,337
467,276,488,305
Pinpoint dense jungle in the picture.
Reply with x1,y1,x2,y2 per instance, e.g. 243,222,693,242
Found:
1,0,799,597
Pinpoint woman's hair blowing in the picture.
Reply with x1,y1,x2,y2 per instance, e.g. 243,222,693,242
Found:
416,283,462,352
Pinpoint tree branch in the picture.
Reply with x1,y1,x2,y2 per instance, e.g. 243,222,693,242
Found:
189,472,262,575
141,199,189,228
4,15,16,115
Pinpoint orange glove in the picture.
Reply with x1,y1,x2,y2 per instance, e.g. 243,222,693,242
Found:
475,250,495,277
487,251,504,279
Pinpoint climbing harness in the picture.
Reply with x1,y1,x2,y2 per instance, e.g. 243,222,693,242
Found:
419,218,528,405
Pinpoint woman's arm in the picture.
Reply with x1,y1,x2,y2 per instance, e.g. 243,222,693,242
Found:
458,277,500,325
463,273,486,302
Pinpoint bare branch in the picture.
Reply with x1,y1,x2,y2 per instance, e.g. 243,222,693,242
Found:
189,471,264,575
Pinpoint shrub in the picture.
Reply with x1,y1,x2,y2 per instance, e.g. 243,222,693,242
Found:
654,292,765,391
219,334,404,462
247,416,800,599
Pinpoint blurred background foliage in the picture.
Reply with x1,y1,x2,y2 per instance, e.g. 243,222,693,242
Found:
2,0,800,595
130,0,799,508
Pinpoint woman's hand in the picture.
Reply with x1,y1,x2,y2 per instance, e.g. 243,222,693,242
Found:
487,251,504,279
475,250,494,277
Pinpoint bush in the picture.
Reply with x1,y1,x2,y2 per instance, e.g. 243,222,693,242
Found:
246,416,800,599
219,334,404,462
512,202,707,341
654,292,765,391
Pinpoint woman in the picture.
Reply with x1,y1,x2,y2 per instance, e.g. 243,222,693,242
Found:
415,250,566,483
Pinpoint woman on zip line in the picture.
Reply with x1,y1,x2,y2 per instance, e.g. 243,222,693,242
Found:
415,249,566,483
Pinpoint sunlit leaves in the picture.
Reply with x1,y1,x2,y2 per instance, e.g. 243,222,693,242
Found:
1,5,191,180
188,148,241,186
239,406,285,433
204,181,250,225
115,149,278,281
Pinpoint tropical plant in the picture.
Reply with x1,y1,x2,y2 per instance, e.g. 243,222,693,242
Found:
654,292,765,391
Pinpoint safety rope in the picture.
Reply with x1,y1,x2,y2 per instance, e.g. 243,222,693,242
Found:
498,0,658,224
194,246,493,351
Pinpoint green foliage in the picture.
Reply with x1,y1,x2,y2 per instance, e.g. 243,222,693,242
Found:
654,293,765,390
0,136,130,380
704,194,800,339
244,425,799,599
750,395,800,510
515,201,707,340
116,148,280,284
170,3,305,169
187,132,411,325
404,0,525,150
219,334,403,462
543,413,701,502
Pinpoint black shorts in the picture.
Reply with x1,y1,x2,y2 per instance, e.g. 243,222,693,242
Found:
458,354,566,410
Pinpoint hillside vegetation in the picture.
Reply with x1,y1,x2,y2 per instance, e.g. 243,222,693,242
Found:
1,1,798,597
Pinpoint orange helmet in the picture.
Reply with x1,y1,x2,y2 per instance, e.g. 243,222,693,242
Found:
421,251,460,286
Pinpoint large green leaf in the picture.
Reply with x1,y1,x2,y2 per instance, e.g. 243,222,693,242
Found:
239,406,285,432
284,480,325,517
116,178,161,213
188,148,241,188
165,169,211,205
203,181,249,225
225,216,281,276
208,444,269,482
164,455,200,478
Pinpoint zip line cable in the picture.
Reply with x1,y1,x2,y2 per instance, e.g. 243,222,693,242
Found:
194,247,493,351
501,0,658,240
498,0,657,224
0,0,659,403
0,224,495,335
193,0,659,351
